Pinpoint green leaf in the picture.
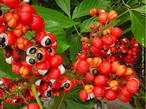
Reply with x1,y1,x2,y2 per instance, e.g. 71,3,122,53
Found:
55,0,71,18
142,0,146,4
72,0,111,19
68,85,97,105
71,0,79,6
130,11,146,47
32,0,38,5
133,6,146,13
139,89,145,94
1,4,10,11
116,7,130,26
80,17,97,33
112,19,121,26
133,95,142,108
58,52,68,65
60,102,68,109
128,0,138,6
57,40,70,53
49,92,68,109
66,99,94,109
122,27,131,36
69,37,81,63
23,31,35,41
32,5,79,28
44,20,70,53
4,102,25,109
142,95,146,101
0,48,22,79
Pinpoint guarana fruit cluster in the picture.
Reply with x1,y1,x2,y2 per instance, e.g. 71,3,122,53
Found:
0,0,140,108
0,0,69,108
74,8,140,102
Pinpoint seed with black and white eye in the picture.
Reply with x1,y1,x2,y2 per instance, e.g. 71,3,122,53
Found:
13,99,20,103
37,92,42,98
1,43,7,49
0,33,8,47
37,50,43,61
45,38,51,45
92,69,99,76
41,36,51,47
49,81,52,86
45,90,52,97
0,37,5,45
64,83,70,88
47,47,52,53
26,46,37,55
46,47,54,56
26,56,36,65
48,79,55,86
35,79,43,86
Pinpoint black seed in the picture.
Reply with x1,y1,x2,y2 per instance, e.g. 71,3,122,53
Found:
0,37,5,45
92,69,99,76
46,90,52,97
13,58,20,62
79,50,82,53
29,48,37,54
0,10,2,17
37,53,43,60
14,99,20,103
45,38,51,46
64,83,70,88
0,100,2,105
59,87,64,91
29,0,33,5
40,80,43,85
49,81,52,86
115,40,118,45
29,58,35,65
47,47,52,53
1,44,7,49
38,93,42,98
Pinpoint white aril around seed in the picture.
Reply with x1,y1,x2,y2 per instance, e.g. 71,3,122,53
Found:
61,80,70,87
26,56,36,65
51,41,57,46
26,46,37,55
0,33,7,39
0,33,8,45
101,9,105,13
123,38,126,43
89,93,95,99
49,79,56,84
23,0,29,2
87,94,90,100
6,56,12,64
41,36,51,47
58,64,65,75
47,86,51,91
35,79,42,86
0,81,3,85
38,69,48,75
109,43,115,47
123,50,126,53
134,43,138,47
37,91,42,97
107,49,111,55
